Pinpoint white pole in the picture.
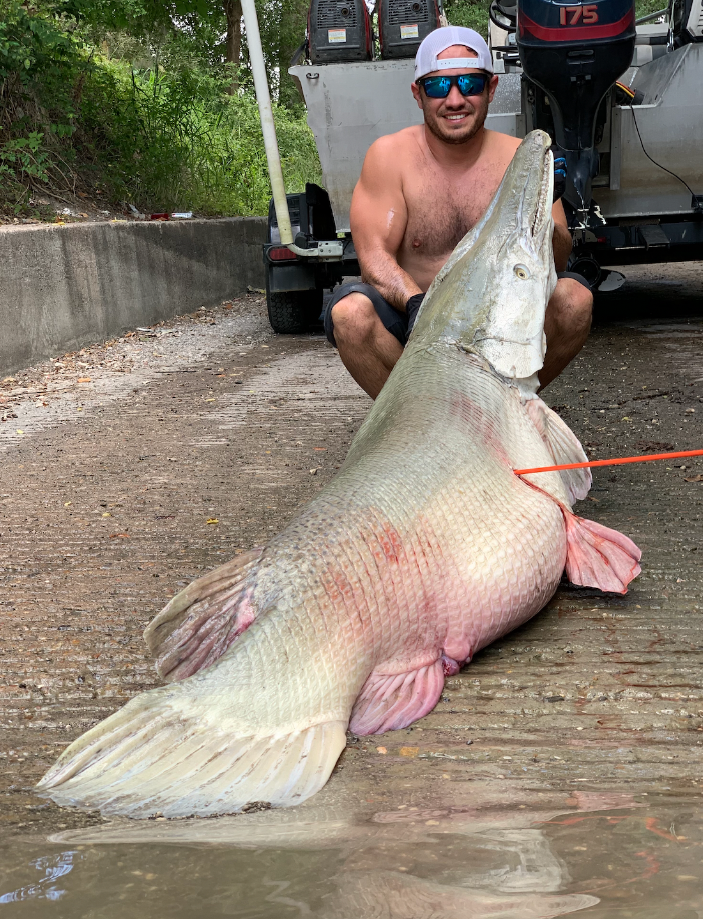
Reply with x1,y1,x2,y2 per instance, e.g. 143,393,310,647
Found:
241,0,294,246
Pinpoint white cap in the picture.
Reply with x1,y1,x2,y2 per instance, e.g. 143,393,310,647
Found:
414,26,494,81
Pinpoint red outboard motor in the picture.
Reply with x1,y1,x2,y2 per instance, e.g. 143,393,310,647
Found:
517,0,636,219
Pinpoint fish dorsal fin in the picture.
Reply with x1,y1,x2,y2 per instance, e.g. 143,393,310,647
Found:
524,398,592,504
349,659,447,735
144,547,264,682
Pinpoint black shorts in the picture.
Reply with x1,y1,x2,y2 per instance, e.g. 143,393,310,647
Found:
323,273,590,348
323,283,411,348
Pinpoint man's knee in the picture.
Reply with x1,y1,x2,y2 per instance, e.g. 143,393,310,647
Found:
330,292,379,345
553,277,593,337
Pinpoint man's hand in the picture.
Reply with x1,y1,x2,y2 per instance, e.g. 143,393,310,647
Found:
552,198,572,273
406,293,424,330
550,145,567,203
349,136,423,311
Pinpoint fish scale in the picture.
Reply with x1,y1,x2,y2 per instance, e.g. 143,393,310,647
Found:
38,131,641,817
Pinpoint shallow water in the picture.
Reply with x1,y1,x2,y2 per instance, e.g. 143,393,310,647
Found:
2,793,702,918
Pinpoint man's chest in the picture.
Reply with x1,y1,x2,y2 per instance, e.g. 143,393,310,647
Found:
401,162,504,258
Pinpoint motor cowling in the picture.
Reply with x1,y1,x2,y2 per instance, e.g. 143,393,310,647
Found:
308,0,373,63
517,0,636,213
377,0,442,59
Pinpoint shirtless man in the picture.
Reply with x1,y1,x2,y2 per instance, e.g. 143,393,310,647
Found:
322,25,593,399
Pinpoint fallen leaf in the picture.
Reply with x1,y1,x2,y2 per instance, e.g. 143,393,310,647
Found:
102,512,112,517
64,502,71,507
376,746,387,755
77,377,92,383
685,475,703,482
309,468,318,475
109,533,129,538
206,518,219,525
16,429,24,435
399,746,419,758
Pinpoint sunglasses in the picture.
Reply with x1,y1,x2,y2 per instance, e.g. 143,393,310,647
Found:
417,73,489,99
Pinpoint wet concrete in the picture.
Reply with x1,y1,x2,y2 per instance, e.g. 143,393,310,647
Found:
1,264,703,915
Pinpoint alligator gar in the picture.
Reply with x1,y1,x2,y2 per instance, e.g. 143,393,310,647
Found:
38,130,640,817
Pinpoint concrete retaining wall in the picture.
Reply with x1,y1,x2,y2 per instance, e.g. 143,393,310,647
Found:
0,216,267,375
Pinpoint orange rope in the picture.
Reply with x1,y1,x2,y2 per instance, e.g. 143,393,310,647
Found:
514,448,703,476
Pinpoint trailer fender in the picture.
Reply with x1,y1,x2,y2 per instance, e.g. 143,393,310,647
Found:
267,262,318,293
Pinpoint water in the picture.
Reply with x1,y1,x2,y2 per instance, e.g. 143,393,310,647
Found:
2,792,702,917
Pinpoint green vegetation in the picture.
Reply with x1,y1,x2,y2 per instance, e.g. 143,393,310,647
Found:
0,0,669,221
0,0,320,219
444,0,491,34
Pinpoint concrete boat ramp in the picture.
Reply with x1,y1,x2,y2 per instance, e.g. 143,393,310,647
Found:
1,266,703,917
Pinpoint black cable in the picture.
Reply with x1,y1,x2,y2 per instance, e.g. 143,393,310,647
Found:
629,101,700,207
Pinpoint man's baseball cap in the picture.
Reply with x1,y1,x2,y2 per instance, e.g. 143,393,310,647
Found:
414,26,494,81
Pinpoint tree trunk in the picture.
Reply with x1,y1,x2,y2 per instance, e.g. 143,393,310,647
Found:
225,0,243,95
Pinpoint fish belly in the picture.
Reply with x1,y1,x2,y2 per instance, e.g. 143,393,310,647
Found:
318,345,568,671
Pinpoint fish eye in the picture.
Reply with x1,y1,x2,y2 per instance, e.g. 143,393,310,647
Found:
514,265,531,280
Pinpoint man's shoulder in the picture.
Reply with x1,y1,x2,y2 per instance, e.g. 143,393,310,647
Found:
365,125,423,163
483,129,522,157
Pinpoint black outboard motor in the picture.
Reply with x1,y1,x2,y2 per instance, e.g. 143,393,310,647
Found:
517,0,636,220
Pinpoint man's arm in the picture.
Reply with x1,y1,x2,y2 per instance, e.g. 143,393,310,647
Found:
349,135,421,312
552,199,572,273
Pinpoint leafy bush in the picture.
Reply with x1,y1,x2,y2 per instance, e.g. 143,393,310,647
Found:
0,0,320,217
75,61,321,214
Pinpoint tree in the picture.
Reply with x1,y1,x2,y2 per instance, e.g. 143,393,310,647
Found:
224,0,242,94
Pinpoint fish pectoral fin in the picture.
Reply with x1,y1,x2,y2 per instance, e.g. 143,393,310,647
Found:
564,514,641,595
144,547,264,682
525,398,592,503
36,682,347,817
350,659,445,735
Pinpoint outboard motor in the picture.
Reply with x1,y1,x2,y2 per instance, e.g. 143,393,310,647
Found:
378,0,443,58
308,0,373,63
517,0,636,221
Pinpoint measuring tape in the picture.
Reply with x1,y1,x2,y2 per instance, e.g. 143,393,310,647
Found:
514,449,703,476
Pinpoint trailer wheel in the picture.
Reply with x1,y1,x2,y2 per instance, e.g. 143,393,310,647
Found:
266,286,323,334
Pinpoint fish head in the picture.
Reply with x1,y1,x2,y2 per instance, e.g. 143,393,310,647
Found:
409,130,557,393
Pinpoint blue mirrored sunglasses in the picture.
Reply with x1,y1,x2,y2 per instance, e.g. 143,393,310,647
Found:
417,73,489,99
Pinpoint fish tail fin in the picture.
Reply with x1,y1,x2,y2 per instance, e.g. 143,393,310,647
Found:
144,547,264,682
37,673,347,817
564,513,641,594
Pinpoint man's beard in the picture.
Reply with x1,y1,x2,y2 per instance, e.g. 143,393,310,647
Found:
422,97,489,146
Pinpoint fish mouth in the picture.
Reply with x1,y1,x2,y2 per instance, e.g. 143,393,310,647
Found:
511,132,554,252
531,146,552,240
